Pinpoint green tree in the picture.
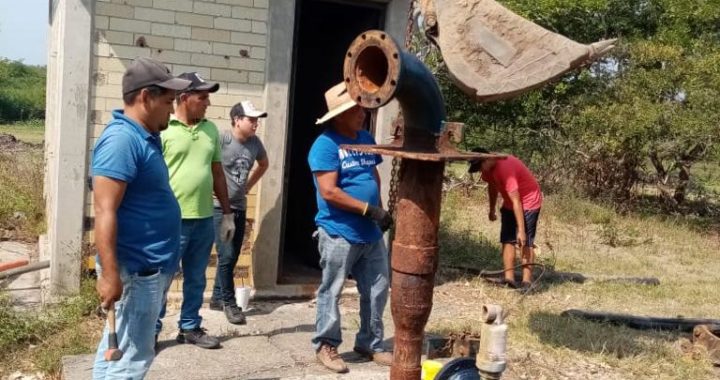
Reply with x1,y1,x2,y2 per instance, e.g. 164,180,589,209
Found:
428,0,720,204
0,58,46,122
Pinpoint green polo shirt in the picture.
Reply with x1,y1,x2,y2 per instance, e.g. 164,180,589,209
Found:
162,117,221,219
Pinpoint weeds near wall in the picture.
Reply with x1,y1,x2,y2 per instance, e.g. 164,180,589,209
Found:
0,279,100,377
0,142,45,240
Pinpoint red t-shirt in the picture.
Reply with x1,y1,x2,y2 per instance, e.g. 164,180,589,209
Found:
481,155,542,210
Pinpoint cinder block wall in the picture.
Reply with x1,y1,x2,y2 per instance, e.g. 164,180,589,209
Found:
87,0,270,285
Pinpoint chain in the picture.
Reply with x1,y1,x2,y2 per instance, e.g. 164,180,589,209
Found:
387,1,415,217
387,116,403,216
404,0,415,49
387,158,400,216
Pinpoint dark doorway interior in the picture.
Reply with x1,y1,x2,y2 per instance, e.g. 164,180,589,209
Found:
279,0,385,284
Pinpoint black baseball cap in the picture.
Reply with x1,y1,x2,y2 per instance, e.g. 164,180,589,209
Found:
177,72,220,93
122,57,191,95
468,147,490,173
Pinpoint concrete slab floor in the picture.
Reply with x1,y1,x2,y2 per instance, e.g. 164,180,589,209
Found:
0,241,41,310
62,298,394,379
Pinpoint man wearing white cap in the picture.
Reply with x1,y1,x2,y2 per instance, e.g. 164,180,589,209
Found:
209,101,269,325
308,82,394,373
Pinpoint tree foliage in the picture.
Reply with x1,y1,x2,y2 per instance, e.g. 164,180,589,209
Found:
0,59,46,122
427,0,720,205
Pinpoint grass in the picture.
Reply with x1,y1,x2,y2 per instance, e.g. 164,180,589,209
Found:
693,162,720,195
0,119,46,239
0,278,102,378
0,120,45,145
430,186,720,379
0,144,45,239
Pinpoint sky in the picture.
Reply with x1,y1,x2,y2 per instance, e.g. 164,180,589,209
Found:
0,0,48,65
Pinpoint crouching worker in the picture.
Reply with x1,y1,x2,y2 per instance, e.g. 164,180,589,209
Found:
468,148,543,291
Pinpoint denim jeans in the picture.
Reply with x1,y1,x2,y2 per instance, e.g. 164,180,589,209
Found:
211,207,247,307
156,217,215,332
311,227,389,353
93,265,172,380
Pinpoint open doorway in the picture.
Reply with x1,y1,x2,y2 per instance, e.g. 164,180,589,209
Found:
279,0,386,284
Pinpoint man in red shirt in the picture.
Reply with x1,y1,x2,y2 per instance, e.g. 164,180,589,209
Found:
469,149,542,289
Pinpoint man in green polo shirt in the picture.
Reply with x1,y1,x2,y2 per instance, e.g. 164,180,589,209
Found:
156,72,234,350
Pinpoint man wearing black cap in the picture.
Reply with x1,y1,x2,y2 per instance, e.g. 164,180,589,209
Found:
155,72,233,350
91,57,190,378
468,148,542,290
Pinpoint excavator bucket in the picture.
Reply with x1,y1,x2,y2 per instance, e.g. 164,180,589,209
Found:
420,0,616,102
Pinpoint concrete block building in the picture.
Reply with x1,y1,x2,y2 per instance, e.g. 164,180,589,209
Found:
43,0,407,298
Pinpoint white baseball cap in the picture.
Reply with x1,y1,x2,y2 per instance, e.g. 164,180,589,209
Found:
230,101,267,119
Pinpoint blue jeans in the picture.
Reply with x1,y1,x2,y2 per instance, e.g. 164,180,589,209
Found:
156,217,215,332
93,265,172,380
311,228,389,352
211,207,247,307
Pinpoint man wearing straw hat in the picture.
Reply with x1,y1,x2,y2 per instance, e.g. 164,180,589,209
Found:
308,82,394,373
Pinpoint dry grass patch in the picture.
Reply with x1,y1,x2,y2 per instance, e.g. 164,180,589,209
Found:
0,142,45,240
429,187,720,379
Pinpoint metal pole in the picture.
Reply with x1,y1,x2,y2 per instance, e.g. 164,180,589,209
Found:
0,260,50,280
342,29,501,380
390,160,444,379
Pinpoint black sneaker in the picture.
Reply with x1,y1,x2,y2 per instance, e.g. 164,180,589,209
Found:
209,299,223,311
224,305,247,325
176,327,221,349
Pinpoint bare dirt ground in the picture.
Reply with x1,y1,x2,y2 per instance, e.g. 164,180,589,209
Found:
0,133,40,152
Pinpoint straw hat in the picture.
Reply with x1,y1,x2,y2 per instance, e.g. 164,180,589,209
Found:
315,82,358,125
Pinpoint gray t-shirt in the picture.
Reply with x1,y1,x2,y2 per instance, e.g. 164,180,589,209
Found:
213,131,267,210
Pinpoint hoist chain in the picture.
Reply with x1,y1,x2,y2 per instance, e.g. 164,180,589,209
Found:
387,0,416,217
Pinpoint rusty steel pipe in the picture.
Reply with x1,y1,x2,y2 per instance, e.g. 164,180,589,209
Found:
344,30,449,380
344,30,446,151
390,160,444,379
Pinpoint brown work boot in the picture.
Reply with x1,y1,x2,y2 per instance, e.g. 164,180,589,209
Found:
354,347,393,366
316,343,348,373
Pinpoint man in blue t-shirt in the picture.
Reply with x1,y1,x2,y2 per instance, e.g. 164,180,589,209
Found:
91,57,190,379
308,82,394,374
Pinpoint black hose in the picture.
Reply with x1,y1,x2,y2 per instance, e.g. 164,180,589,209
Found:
563,309,720,332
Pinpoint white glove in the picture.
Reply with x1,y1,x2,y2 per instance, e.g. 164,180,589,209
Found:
220,213,236,243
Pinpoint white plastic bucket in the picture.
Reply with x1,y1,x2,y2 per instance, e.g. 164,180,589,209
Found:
235,286,251,311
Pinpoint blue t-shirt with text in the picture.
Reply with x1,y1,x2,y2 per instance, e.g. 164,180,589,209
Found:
308,129,383,244
91,110,182,274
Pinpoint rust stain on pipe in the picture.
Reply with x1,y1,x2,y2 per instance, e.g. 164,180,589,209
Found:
0,258,29,273
390,160,444,379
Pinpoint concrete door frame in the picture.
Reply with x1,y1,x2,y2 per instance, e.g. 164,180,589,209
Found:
253,0,405,297
39,0,407,299
41,0,93,298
